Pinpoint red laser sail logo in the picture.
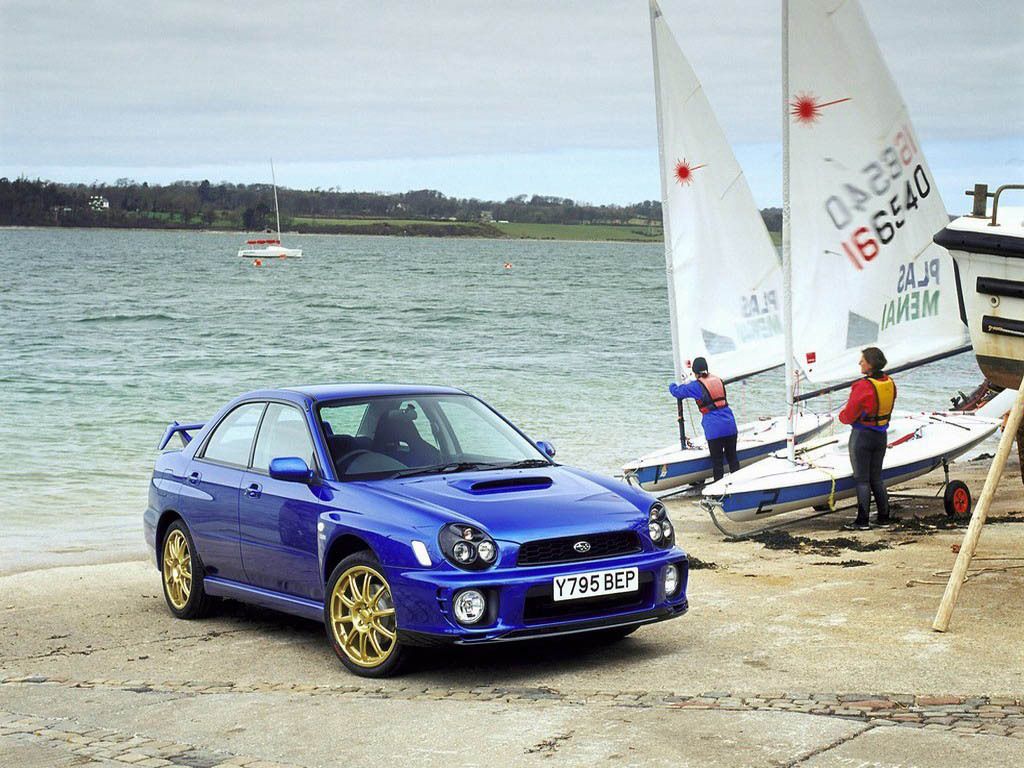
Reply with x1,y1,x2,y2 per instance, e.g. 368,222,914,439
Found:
790,93,851,125
673,159,706,186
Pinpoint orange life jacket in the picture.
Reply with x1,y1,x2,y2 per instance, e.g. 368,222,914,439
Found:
697,375,728,415
859,375,896,428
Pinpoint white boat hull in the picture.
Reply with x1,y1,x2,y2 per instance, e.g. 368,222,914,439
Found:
935,206,1024,389
622,412,833,493
238,246,303,259
701,411,999,522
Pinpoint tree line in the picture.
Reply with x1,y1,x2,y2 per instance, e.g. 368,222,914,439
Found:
0,176,781,234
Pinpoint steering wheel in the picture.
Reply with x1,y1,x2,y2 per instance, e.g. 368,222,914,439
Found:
334,449,373,477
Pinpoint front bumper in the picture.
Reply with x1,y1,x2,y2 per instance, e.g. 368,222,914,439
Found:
389,548,689,646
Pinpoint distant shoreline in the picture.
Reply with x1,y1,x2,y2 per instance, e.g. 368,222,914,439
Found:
0,223,783,245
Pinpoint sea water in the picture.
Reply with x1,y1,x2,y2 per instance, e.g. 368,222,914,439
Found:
0,228,988,571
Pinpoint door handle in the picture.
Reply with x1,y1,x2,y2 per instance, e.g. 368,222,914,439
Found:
245,482,262,498
188,471,201,485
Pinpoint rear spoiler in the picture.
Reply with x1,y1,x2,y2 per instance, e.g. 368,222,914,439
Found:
159,421,205,450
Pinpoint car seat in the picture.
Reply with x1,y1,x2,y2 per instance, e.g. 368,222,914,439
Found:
372,409,441,467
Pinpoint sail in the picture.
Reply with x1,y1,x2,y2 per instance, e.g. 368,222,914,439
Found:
787,0,969,384
650,0,783,382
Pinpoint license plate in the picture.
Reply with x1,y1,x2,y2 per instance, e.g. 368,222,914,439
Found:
553,567,639,602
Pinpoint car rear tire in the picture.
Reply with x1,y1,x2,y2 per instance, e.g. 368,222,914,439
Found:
325,552,406,678
161,520,214,619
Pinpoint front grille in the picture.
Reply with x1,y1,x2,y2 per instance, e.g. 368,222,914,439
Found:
516,530,642,567
522,571,653,622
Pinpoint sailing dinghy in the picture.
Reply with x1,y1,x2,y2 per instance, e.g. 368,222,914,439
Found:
622,0,831,494
701,0,999,527
238,160,302,259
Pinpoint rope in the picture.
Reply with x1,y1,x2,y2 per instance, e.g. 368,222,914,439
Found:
906,557,1024,587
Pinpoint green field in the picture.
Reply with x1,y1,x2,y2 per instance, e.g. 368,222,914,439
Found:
493,222,663,242
291,216,482,230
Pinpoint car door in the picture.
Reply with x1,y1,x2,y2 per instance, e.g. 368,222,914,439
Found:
179,401,266,583
239,402,324,600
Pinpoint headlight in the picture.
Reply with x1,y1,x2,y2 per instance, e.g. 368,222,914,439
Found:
439,524,499,570
477,540,497,563
648,503,675,548
648,521,663,542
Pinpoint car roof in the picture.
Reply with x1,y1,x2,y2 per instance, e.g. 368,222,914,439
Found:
280,383,467,402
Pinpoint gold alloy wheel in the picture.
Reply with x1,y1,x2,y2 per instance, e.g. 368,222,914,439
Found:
328,565,397,668
162,529,193,610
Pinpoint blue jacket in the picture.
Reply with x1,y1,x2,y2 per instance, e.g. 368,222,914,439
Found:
669,380,738,441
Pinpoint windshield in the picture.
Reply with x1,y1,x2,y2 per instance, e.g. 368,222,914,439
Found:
318,394,551,481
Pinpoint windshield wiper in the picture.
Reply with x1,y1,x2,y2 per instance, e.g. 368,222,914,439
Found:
391,461,498,479
492,459,553,470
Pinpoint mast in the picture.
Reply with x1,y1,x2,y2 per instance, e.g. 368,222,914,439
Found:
271,158,282,243
782,0,796,462
649,0,687,448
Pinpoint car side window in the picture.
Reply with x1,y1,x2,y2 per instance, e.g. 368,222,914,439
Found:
252,403,316,472
201,402,266,467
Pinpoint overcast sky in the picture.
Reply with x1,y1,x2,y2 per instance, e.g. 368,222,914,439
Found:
1,0,1021,208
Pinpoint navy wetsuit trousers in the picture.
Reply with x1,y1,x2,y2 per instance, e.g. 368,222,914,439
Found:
848,428,890,525
708,434,739,481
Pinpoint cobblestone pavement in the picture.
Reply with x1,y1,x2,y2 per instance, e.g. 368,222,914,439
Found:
3,675,1023,744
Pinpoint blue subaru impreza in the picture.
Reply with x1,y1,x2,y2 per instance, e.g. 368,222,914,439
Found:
144,385,688,677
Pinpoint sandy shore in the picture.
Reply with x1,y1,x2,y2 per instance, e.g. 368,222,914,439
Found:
2,455,1022,767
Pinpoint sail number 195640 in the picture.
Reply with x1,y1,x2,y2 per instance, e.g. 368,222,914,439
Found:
823,127,932,271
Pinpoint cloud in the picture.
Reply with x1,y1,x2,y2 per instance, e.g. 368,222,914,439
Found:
1,0,1020,201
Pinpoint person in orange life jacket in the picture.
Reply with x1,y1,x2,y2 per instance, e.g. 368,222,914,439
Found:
838,346,897,531
668,357,739,481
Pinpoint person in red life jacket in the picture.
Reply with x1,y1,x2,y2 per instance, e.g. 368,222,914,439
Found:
668,357,739,481
838,346,897,531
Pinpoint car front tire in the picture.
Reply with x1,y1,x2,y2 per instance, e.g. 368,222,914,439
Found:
324,552,406,678
161,520,214,619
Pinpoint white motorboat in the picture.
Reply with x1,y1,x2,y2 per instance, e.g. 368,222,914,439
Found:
238,160,302,259
622,2,830,494
935,188,1024,389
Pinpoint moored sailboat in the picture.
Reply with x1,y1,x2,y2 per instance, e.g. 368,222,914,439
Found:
238,160,303,259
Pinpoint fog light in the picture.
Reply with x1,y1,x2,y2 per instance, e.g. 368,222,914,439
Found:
453,589,486,625
648,521,663,542
664,564,680,597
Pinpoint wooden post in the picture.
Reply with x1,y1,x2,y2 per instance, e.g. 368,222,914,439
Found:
932,384,1024,632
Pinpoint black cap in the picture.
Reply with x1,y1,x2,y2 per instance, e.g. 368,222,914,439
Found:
692,356,709,375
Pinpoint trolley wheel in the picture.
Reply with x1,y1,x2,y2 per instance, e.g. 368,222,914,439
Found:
943,480,972,519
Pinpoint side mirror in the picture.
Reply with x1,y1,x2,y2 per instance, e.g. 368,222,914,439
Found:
536,440,556,458
269,456,315,483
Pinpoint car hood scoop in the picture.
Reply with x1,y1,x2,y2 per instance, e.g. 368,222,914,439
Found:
448,475,554,495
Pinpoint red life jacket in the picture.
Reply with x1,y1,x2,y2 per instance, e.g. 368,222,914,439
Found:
697,375,728,415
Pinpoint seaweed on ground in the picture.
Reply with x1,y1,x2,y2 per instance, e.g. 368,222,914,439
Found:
740,530,889,557
812,559,870,568
687,556,718,570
